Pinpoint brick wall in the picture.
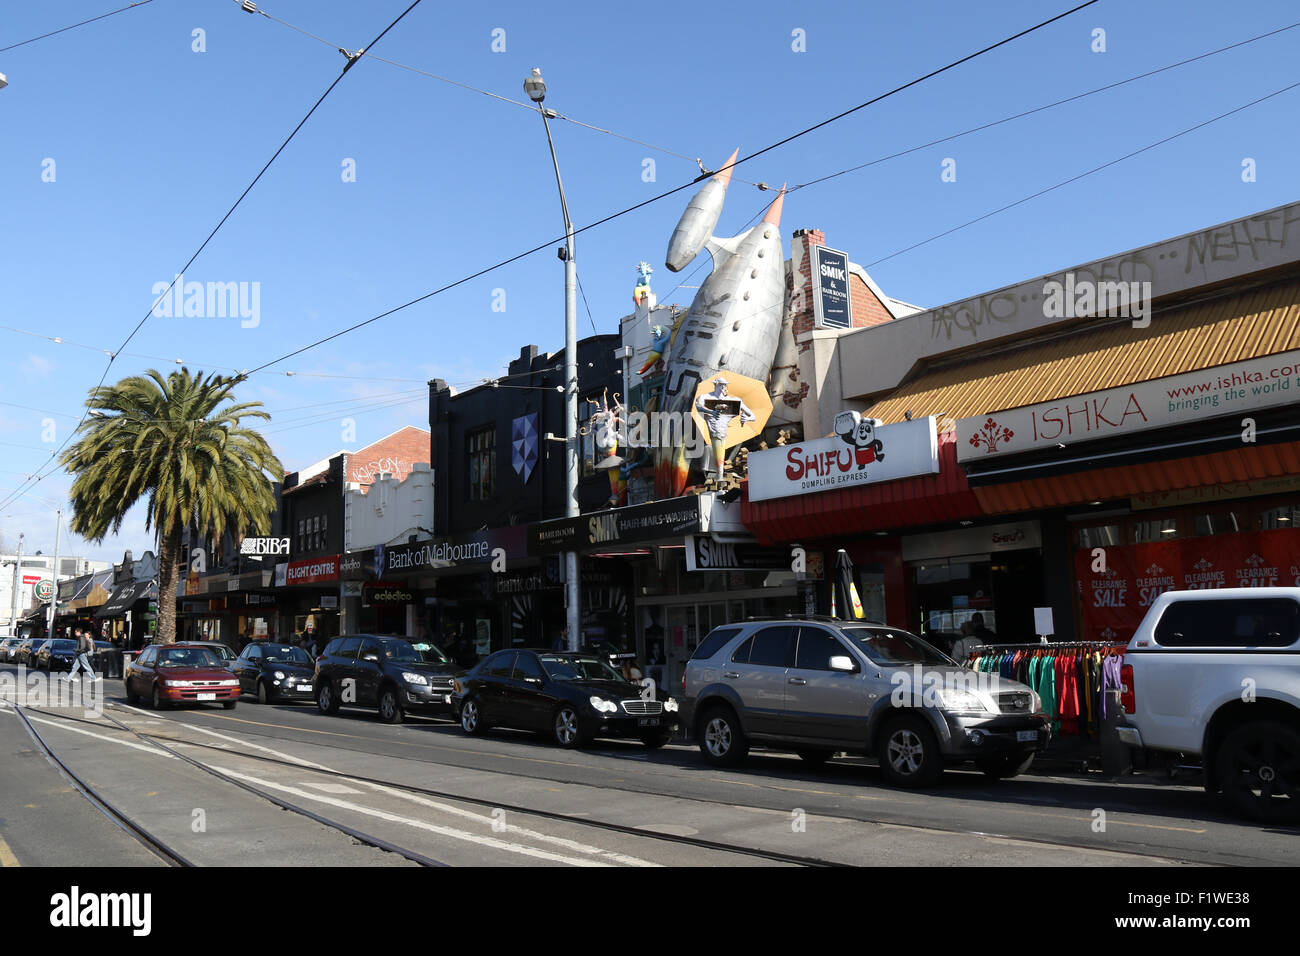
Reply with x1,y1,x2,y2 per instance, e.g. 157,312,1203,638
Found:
347,425,431,490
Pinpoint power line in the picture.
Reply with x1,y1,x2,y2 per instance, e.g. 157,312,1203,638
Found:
863,79,1300,269
0,0,155,55
0,0,429,515
788,20,1300,194
244,1,1098,381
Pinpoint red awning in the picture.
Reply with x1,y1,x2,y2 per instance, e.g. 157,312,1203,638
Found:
742,432,983,543
973,438,1300,514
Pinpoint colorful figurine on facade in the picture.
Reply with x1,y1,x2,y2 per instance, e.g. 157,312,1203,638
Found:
696,376,756,484
585,390,629,507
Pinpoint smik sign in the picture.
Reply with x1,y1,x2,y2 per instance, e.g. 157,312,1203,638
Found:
747,414,939,502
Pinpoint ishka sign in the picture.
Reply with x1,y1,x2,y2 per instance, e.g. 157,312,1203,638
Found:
1074,528,1300,643
747,415,939,502
957,348,1300,461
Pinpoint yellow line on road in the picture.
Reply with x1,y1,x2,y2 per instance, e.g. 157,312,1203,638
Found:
0,836,20,867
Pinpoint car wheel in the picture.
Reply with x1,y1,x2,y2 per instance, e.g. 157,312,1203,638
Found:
378,686,404,724
125,682,138,706
151,684,169,711
222,700,237,710
976,752,1036,780
553,705,589,749
698,705,749,766
1216,721,1300,824
256,680,269,705
641,730,674,749
317,680,340,715
878,715,943,788
797,748,835,766
460,697,488,736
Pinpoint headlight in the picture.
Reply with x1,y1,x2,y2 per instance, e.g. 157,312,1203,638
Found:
218,680,239,687
402,672,429,686
589,696,617,714
936,688,994,715
274,671,286,680
1030,690,1043,715
663,698,679,712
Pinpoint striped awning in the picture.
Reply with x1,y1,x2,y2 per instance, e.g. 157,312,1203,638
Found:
864,276,1300,425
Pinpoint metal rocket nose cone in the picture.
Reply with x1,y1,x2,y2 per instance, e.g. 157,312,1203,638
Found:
761,185,787,226
713,148,740,186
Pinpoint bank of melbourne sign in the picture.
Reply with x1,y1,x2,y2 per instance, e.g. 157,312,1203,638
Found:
812,246,852,329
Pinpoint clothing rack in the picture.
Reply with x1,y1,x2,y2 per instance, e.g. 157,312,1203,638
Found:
977,640,1125,651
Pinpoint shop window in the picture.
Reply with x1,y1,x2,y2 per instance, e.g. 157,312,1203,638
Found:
1077,524,1120,549
1194,512,1241,536
1135,518,1178,543
468,427,496,501
1259,504,1300,530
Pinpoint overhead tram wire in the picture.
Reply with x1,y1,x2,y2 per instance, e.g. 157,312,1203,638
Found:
788,19,1300,195
0,0,156,54
862,79,1300,269
0,0,429,516
240,1,1098,383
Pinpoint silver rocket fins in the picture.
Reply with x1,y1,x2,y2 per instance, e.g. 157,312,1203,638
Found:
665,148,738,272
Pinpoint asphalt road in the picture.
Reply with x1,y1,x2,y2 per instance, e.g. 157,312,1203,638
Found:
1,664,1295,867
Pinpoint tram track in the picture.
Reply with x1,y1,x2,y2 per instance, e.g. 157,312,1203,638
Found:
21,700,1227,867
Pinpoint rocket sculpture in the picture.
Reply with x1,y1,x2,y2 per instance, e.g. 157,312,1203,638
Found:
654,149,786,497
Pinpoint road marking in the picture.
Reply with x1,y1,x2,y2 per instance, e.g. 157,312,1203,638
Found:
300,781,364,794
210,766,622,866
176,721,329,769
0,836,19,867
22,713,176,758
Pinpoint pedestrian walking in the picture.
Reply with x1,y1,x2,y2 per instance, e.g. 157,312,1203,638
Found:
67,627,99,682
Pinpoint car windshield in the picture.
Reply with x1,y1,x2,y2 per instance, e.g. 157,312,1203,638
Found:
369,639,447,664
157,647,223,668
539,656,625,682
261,645,312,665
840,626,955,666
50,640,76,651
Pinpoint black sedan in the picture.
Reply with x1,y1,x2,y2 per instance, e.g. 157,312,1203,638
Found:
232,642,316,703
452,649,681,749
33,638,78,672
14,637,45,668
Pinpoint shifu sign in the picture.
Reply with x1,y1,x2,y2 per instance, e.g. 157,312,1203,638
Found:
240,537,291,556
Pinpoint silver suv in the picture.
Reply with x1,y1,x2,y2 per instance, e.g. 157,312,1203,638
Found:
682,617,1050,786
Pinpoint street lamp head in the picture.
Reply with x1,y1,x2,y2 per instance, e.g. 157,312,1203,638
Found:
524,67,546,103
0,73,8,91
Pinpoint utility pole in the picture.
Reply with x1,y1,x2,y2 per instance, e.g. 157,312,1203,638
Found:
45,509,61,638
8,531,23,631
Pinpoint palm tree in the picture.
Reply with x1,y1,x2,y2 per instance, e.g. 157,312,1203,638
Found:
59,368,282,644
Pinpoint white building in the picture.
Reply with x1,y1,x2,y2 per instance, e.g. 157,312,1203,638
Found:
0,552,110,631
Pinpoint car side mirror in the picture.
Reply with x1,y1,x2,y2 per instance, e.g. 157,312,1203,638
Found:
362,653,379,663
829,655,857,673
524,677,542,685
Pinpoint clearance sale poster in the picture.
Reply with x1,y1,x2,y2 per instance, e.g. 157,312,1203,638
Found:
1074,528,1300,642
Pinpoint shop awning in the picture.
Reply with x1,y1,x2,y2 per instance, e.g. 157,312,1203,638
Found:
742,431,983,543
94,581,157,619
59,569,114,613
863,276,1300,425
972,437,1300,514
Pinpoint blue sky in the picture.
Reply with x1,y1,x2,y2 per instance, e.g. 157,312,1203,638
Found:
1,0,1297,562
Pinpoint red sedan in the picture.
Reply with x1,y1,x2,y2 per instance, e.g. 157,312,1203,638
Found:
124,642,241,710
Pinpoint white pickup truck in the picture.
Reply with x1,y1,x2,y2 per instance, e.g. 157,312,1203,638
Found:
1118,587,1300,823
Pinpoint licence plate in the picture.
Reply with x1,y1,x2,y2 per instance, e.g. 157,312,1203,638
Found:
1016,730,1038,742
198,693,216,701
637,717,659,727
299,685,313,693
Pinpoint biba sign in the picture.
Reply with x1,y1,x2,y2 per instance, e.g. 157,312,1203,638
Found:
240,537,291,556
747,414,939,502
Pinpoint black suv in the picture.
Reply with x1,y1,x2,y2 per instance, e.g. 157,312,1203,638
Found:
683,617,1050,786
314,634,463,723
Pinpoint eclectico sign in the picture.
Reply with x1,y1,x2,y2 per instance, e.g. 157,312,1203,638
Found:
530,496,707,554
239,537,291,556
747,414,940,503
285,556,339,585
957,348,1300,462
812,245,852,329
363,584,415,606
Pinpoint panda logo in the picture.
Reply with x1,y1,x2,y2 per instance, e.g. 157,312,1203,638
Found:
833,411,885,469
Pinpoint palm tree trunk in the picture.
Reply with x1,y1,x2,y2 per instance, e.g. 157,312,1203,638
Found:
157,527,182,644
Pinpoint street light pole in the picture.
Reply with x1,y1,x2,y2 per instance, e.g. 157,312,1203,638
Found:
9,531,23,631
525,68,581,653
45,508,61,638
